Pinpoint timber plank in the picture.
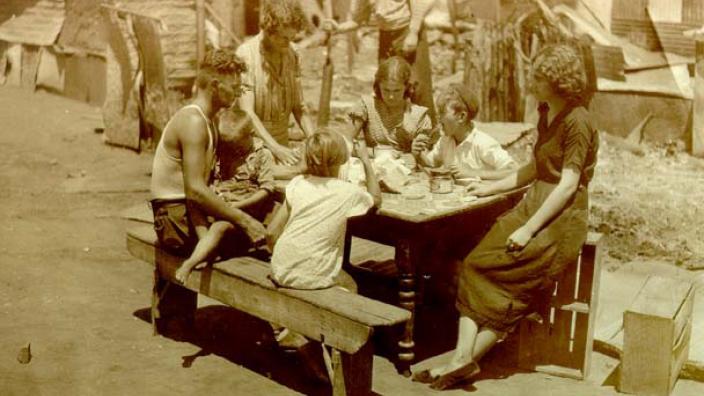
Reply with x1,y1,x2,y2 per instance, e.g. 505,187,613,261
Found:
126,224,410,353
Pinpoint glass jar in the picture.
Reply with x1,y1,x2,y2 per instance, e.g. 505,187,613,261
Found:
429,169,453,194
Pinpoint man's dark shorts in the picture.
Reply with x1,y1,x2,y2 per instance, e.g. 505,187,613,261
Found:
151,199,197,257
151,197,274,258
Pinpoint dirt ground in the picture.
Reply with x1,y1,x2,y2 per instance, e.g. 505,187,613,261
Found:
1,32,704,395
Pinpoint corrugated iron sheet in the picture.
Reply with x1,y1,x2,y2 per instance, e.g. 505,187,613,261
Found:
0,0,65,46
612,0,704,24
612,0,649,21
682,0,704,24
612,19,699,57
647,0,682,23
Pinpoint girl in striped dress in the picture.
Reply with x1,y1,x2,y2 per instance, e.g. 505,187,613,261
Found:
346,56,434,156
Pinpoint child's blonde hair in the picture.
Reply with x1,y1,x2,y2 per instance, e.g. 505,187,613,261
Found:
305,130,349,178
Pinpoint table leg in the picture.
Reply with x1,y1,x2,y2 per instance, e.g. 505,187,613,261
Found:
395,239,416,376
342,229,352,268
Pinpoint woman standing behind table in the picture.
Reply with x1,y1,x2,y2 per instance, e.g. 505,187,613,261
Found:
346,56,433,155
236,0,315,169
414,43,599,390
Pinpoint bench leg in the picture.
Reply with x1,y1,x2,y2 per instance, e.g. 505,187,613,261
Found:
151,269,197,336
331,341,373,396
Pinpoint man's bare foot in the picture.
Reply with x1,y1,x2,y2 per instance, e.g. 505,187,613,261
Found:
174,265,193,284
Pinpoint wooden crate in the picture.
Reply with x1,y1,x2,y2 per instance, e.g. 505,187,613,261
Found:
619,275,695,396
517,232,603,380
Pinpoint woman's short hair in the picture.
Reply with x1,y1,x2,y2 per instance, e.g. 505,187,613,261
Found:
373,56,415,100
259,0,305,34
436,84,479,123
305,129,350,178
532,43,587,104
195,48,247,90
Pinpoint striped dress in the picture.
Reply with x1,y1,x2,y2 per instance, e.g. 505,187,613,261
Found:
236,33,307,146
348,95,432,153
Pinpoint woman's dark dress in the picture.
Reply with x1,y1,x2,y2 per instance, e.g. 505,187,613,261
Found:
456,104,599,333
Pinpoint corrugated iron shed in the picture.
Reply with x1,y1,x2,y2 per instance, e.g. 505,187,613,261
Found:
0,0,65,46
611,0,704,57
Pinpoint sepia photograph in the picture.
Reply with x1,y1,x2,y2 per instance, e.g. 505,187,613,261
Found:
0,0,702,395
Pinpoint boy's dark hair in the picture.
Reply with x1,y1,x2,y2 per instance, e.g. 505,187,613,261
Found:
259,0,306,33
436,84,479,123
305,129,349,178
195,48,247,90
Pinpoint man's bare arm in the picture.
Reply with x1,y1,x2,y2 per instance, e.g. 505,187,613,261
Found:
178,113,266,242
238,92,298,165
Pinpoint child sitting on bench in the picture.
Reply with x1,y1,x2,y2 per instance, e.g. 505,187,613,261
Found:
265,129,381,382
413,84,517,181
175,109,275,283
267,129,381,290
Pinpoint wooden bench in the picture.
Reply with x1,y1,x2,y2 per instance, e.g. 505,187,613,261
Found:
517,232,604,380
126,224,411,395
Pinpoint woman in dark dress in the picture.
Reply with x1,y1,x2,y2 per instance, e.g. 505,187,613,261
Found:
414,43,599,390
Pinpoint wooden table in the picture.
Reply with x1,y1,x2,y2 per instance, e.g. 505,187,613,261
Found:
275,176,525,375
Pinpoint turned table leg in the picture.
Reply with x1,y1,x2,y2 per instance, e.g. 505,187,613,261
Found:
395,239,416,376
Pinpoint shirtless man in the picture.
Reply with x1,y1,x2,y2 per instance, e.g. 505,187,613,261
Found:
150,48,266,263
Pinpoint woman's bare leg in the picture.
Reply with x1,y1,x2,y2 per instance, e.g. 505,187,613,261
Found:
429,316,502,377
430,316,478,376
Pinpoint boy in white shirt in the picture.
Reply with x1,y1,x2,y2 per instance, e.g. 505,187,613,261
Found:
413,84,517,180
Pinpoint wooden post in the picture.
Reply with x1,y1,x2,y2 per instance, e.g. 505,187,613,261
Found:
211,0,233,47
693,37,704,157
346,32,356,74
447,0,461,74
317,0,335,127
331,342,374,396
196,0,205,70
232,0,246,39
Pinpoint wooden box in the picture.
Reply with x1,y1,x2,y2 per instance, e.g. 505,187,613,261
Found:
619,275,695,396
517,232,603,380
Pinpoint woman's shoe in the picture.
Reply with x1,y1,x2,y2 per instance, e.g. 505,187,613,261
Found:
429,361,481,390
411,369,437,384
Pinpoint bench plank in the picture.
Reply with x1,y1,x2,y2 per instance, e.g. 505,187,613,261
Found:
127,224,410,354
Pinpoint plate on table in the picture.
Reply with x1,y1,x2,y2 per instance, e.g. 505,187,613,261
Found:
403,193,425,200
436,200,464,209
454,177,481,186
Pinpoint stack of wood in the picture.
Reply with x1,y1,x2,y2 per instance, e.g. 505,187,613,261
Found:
463,20,522,122
463,0,601,124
